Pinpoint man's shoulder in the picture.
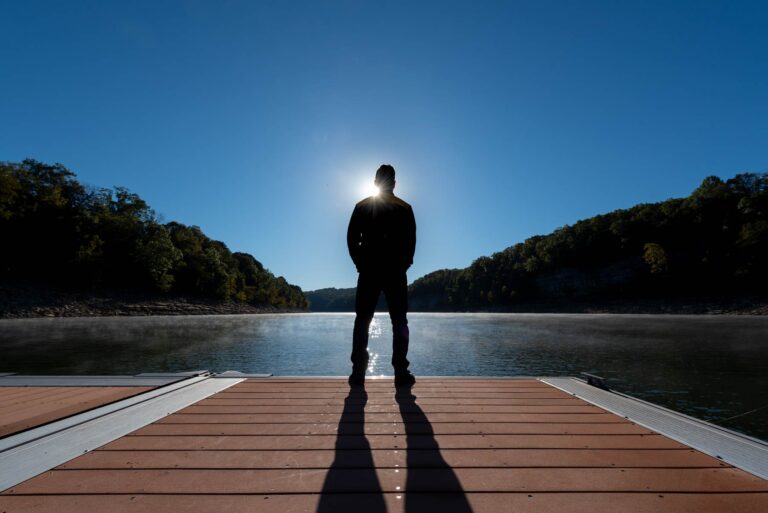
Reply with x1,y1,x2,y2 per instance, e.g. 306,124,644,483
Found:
355,196,374,209
389,195,412,209
380,194,413,210
355,195,412,210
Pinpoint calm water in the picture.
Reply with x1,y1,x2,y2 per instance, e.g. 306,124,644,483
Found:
1,313,767,440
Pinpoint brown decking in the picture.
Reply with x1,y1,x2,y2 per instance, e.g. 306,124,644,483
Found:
0,387,152,438
2,378,767,512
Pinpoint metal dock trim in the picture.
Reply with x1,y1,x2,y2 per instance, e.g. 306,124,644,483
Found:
541,377,768,480
0,374,203,451
0,375,244,491
0,373,203,387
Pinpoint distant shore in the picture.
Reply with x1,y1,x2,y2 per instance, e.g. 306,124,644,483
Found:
308,295,768,316
0,285,305,318
439,297,768,315
2,285,766,318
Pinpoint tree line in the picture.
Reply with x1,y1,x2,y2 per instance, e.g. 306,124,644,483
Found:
408,173,768,309
307,172,768,311
0,159,307,309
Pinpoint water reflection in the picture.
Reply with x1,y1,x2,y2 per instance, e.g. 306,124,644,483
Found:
1,313,767,439
368,316,383,338
365,318,382,375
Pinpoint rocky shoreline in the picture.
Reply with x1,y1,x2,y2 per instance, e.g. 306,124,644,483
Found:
0,286,305,318
479,297,768,315
3,285,766,318
405,295,768,315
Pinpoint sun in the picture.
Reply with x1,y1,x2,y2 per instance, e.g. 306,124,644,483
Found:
361,180,380,198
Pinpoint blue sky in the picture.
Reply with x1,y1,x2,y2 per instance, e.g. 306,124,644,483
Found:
1,1,767,291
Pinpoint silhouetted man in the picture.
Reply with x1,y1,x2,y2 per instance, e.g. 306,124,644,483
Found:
347,164,416,386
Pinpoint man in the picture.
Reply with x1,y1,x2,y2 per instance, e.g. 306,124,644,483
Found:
347,164,416,387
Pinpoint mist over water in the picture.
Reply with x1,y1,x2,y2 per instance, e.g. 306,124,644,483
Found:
1,313,767,440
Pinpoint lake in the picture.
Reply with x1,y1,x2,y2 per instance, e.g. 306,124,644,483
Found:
1,312,767,440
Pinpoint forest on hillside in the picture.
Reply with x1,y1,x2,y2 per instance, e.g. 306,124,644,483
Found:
409,173,768,310
305,287,387,312
308,173,768,312
0,160,307,310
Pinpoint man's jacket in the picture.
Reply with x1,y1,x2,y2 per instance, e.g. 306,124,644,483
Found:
347,192,416,273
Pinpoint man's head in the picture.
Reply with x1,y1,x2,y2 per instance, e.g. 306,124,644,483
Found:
375,164,396,192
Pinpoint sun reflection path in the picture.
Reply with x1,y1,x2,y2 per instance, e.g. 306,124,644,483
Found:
367,317,384,375
368,317,382,338
367,351,380,374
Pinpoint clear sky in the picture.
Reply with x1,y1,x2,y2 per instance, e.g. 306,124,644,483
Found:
1,1,766,291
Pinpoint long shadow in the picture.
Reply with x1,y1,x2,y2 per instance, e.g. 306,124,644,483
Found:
316,387,387,513
396,385,474,512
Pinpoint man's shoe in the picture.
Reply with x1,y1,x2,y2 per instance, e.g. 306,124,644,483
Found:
348,374,365,386
394,372,416,387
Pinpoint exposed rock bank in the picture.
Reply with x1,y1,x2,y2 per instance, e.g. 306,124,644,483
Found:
0,285,305,318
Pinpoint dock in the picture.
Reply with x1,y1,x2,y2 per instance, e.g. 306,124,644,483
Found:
1,374,767,512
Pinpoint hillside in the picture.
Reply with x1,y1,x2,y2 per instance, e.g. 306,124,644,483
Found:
308,173,768,313
304,287,387,312
0,159,307,316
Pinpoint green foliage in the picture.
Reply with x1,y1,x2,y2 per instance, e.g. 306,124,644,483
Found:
305,287,388,312
409,172,768,309
133,224,182,291
0,159,308,309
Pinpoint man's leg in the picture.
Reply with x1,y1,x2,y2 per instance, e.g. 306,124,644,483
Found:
351,272,381,380
383,271,410,376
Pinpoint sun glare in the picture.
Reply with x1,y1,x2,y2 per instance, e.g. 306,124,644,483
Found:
362,181,380,198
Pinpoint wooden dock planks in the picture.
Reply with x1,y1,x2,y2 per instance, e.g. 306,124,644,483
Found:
0,387,152,438
2,378,767,512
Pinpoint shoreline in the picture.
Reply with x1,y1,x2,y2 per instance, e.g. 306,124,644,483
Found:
0,286,305,319
3,286,767,318
314,297,768,316
418,298,768,316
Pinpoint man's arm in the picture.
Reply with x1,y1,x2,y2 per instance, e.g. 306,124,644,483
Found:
347,206,362,270
405,206,416,269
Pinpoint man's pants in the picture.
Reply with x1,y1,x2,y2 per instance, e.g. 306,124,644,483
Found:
351,270,410,376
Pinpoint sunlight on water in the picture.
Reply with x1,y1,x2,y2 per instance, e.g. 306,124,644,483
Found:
367,316,384,375
368,317,382,338
366,351,380,375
